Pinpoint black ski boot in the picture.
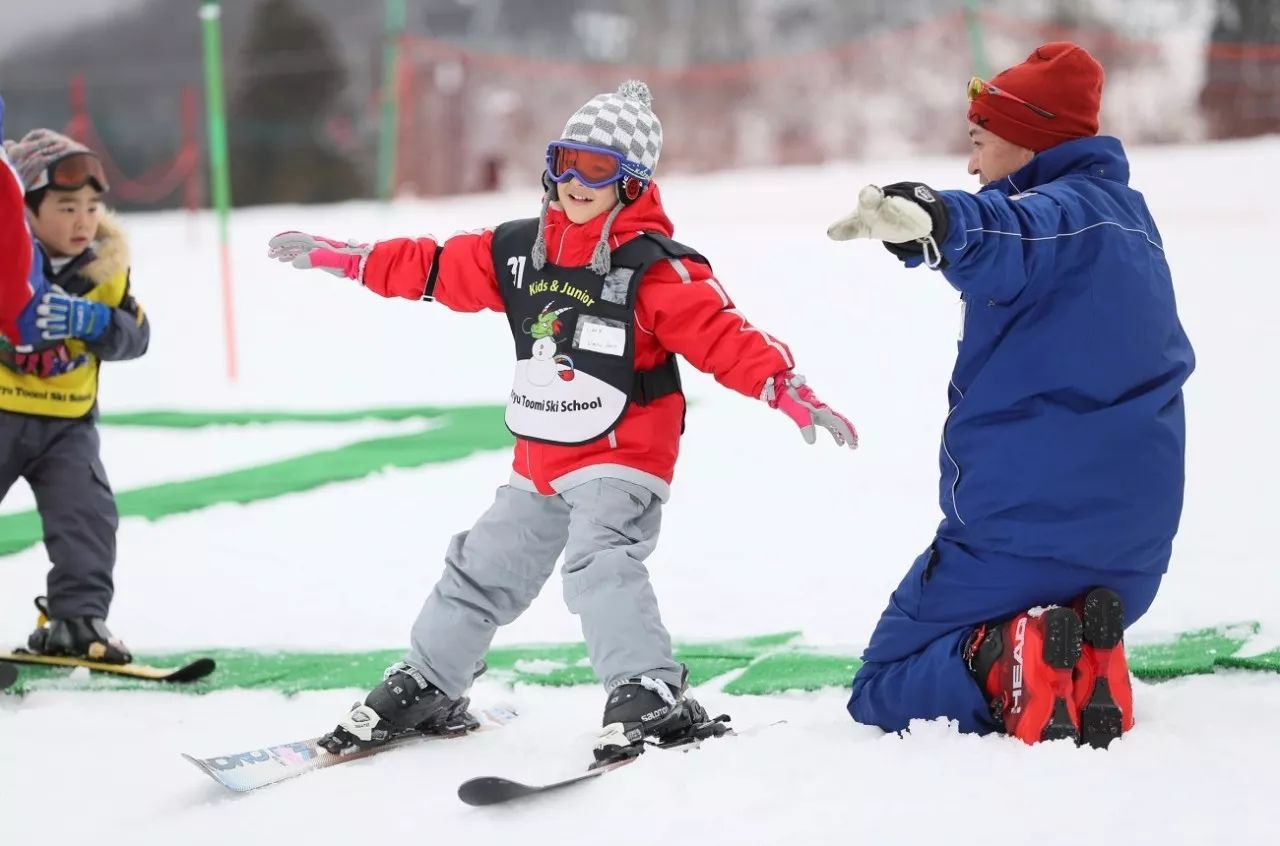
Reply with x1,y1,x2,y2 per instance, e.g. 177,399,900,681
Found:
593,666,730,767
319,663,475,754
26,596,132,664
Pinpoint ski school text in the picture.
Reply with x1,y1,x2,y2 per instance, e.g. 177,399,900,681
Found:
526,279,597,308
0,384,92,403
510,392,603,413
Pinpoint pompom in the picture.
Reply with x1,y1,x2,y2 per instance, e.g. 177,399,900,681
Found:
616,79,653,108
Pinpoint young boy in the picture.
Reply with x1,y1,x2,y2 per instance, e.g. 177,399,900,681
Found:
269,80,856,763
1,128,150,664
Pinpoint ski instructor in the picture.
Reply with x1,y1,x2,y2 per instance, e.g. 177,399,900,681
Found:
826,43,1194,748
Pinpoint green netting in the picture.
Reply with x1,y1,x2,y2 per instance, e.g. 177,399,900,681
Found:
4,626,1275,697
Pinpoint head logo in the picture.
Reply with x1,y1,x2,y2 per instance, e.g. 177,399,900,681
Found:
914,186,936,203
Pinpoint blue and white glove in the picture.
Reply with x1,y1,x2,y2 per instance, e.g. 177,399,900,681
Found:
35,291,112,342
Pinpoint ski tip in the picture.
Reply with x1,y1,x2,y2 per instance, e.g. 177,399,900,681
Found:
457,776,531,807
165,658,217,683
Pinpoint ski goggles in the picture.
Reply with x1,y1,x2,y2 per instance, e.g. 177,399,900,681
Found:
967,76,1055,120
28,151,109,193
544,140,651,189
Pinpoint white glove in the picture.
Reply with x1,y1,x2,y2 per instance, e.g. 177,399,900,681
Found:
826,185,933,243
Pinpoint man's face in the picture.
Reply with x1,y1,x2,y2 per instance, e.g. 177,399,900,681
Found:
967,123,1035,186
555,176,619,225
29,185,103,257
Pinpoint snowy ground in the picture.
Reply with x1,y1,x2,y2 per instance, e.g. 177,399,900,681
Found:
2,137,1278,843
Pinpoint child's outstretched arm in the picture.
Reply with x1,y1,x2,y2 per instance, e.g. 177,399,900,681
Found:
266,228,503,313
638,257,857,449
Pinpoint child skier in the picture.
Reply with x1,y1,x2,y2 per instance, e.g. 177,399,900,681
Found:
268,80,856,763
1,129,150,664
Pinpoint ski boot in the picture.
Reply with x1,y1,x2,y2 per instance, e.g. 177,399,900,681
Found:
318,663,476,754
1071,587,1132,749
592,666,730,767
965,605,1083,745
25,596,132,664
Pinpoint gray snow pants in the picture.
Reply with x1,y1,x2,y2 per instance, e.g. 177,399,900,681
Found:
404,479,682,698
0,410,118,619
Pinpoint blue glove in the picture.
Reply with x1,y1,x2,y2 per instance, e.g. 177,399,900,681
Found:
35,291,112,342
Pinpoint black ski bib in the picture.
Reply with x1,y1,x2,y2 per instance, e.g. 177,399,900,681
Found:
493,218,705,446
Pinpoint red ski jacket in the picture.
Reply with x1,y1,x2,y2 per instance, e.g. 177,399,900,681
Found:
360,183,793,500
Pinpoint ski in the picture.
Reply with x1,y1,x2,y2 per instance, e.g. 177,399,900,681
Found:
183,703,517,793
457,718,783,807
0,650,215,683
0,661,16,691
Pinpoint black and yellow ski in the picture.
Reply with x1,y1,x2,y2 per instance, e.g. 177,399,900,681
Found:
0,650,215,683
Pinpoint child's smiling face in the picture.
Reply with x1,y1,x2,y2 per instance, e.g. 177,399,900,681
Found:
556,176,618,225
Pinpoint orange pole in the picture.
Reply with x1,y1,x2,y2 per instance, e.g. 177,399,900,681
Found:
219,240,237,380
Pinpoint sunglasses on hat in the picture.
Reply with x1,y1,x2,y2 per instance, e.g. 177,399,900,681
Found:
545,140,650,190
967,76,1055,120
28,152,110,193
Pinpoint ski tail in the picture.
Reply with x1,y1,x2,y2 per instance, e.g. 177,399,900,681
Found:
184,704,517,793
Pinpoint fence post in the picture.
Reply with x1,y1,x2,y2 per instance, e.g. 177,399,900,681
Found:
964,0,990,79
377,0,406,201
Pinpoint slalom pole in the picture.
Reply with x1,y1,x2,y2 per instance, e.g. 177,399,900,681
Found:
964,0,990,79
376,0,406,201
199,0,238,381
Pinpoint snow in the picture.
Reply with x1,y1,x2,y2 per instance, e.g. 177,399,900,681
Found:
2,136,1279,843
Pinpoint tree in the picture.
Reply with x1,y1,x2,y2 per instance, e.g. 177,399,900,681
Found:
229,0,365,205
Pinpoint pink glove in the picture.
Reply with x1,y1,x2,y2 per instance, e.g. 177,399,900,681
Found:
764,371,858,449
267,231,370,280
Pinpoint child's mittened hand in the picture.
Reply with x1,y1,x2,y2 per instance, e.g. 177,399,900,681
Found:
35,292,112,342
764,371,858,450
267,231,370,280
826,184,933,243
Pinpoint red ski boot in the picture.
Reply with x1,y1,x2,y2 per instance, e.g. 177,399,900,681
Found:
1072,587,1132,749
965,606,1083,745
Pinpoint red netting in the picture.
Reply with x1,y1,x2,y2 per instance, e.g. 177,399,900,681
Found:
390,10,1280,197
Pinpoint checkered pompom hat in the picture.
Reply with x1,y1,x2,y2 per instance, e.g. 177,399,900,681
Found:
561,79,662,176
532,80,664,276
2,128,93,193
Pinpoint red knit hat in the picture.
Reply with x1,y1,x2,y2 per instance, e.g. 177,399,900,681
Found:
967,42,1104,153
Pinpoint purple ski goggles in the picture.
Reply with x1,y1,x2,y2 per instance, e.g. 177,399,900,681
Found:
544,140,651,189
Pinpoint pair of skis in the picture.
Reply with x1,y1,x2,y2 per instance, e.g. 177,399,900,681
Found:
184,709,776,806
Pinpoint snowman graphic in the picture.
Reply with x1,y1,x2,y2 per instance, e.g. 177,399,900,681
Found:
523,302,576,387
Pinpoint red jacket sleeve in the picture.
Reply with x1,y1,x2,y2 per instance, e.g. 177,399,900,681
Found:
637,256,793,399
1,158,34,341
359,228,504,313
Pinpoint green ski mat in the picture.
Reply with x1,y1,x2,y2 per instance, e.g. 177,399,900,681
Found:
0,405,511,557
3,625,1276,696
